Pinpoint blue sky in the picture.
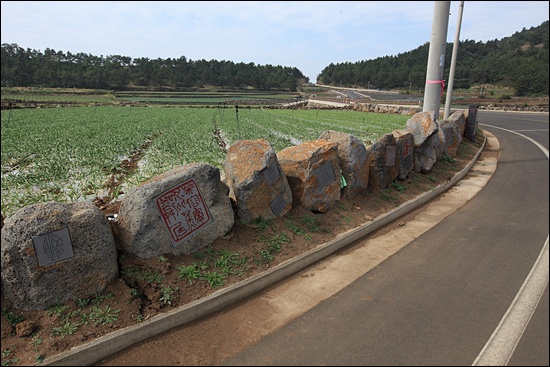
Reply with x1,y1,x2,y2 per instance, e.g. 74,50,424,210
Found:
1,1,548,82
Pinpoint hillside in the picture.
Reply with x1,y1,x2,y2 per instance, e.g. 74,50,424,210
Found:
317,21,549,96
1,21,548,96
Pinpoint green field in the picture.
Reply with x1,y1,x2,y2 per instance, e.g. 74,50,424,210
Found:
1,105,408,218
0,87,301,107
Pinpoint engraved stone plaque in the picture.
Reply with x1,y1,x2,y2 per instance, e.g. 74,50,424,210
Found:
155,179,212,247
358,147,368,166
314,161,336,191
386,146,396,166
270,194,286,217
403,140,412,158
263,161,280,186
32,228,74,267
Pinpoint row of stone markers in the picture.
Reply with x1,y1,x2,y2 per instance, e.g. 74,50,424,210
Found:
1,110,469,311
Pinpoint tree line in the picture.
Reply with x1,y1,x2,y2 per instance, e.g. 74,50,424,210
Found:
0,46,308,91
1,21,548,95
317,21,549,96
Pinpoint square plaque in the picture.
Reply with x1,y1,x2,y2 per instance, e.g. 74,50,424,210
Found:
32,228,74,267
358,147,368,166
263,161,280,186
386,145,396,166
270,194,286,217
155,179,213,247
314,161,336,191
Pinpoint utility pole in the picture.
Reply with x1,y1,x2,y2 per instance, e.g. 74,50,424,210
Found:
444,1,464,119
423,1,451,119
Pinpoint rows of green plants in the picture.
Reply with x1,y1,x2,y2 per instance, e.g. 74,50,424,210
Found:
1,106,408,218
116,95,289,104
1,93,115,104
1,88,299,105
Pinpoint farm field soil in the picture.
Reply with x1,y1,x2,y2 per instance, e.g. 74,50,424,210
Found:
0,133,484,367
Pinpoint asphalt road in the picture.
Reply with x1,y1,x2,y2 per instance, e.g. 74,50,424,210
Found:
220,111,549,366
92,110,548,366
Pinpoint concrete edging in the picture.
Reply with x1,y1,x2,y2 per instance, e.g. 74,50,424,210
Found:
40,135,488,366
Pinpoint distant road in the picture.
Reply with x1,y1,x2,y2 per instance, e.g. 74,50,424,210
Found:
313,85,421,102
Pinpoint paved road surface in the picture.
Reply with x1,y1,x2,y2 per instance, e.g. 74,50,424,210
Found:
222,111,549,366
94,111,548,366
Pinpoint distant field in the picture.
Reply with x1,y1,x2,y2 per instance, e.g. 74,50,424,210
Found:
1,87,115,104
0,87,301,107
1,105,408,218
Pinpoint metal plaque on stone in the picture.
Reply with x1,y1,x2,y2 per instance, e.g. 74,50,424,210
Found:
403,140,412,158
32,228,74,267
314,161,336,191
358,147,368,166
385,145,396,166
155,179,213,247
270,194,286,217
263,161,280,186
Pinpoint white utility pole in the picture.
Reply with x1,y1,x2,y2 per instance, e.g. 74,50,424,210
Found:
444,1,465,119
422,1,451,119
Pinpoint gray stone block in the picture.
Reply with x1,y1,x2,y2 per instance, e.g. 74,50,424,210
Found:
278,140,341,213
223,139,292,224
319,130,370,199
116,163,234,259
1,201,118,311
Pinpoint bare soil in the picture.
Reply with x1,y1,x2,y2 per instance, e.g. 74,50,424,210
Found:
0,132,484,367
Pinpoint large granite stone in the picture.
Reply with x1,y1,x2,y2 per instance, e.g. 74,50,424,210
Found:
406,111,439,147
117,163,234,259
319,130,370,199
1,201,118,311
367,133,400,190
392,129,415,180
223,139,292,224
277,140,341,213
440,110,466,156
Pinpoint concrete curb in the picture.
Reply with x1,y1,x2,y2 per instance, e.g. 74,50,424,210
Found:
40,135,489,366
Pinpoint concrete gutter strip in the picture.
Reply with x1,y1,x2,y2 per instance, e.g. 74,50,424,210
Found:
40,136,488,366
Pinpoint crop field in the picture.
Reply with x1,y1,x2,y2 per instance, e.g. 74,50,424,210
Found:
0,87,301,107
1,105,408,218
113,91,300,105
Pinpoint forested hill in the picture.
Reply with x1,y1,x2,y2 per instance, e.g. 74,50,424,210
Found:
1,21,548,95
0,45,309,92
317,21,549,96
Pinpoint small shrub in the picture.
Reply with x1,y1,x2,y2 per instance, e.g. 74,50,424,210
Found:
301,214,321,232
46,303,69,318
89,305,120,326
250,216,273,230
177,264,202,284
91,292,114,305
159,286,178,305
200,271,226,288
335,201,348,212
76,298,90,307
51,322,79,338
257,249,275,264
391,181,406,193
285,219,304,235
1,308,25,326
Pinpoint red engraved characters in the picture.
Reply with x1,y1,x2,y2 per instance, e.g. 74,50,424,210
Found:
155,179,212,245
